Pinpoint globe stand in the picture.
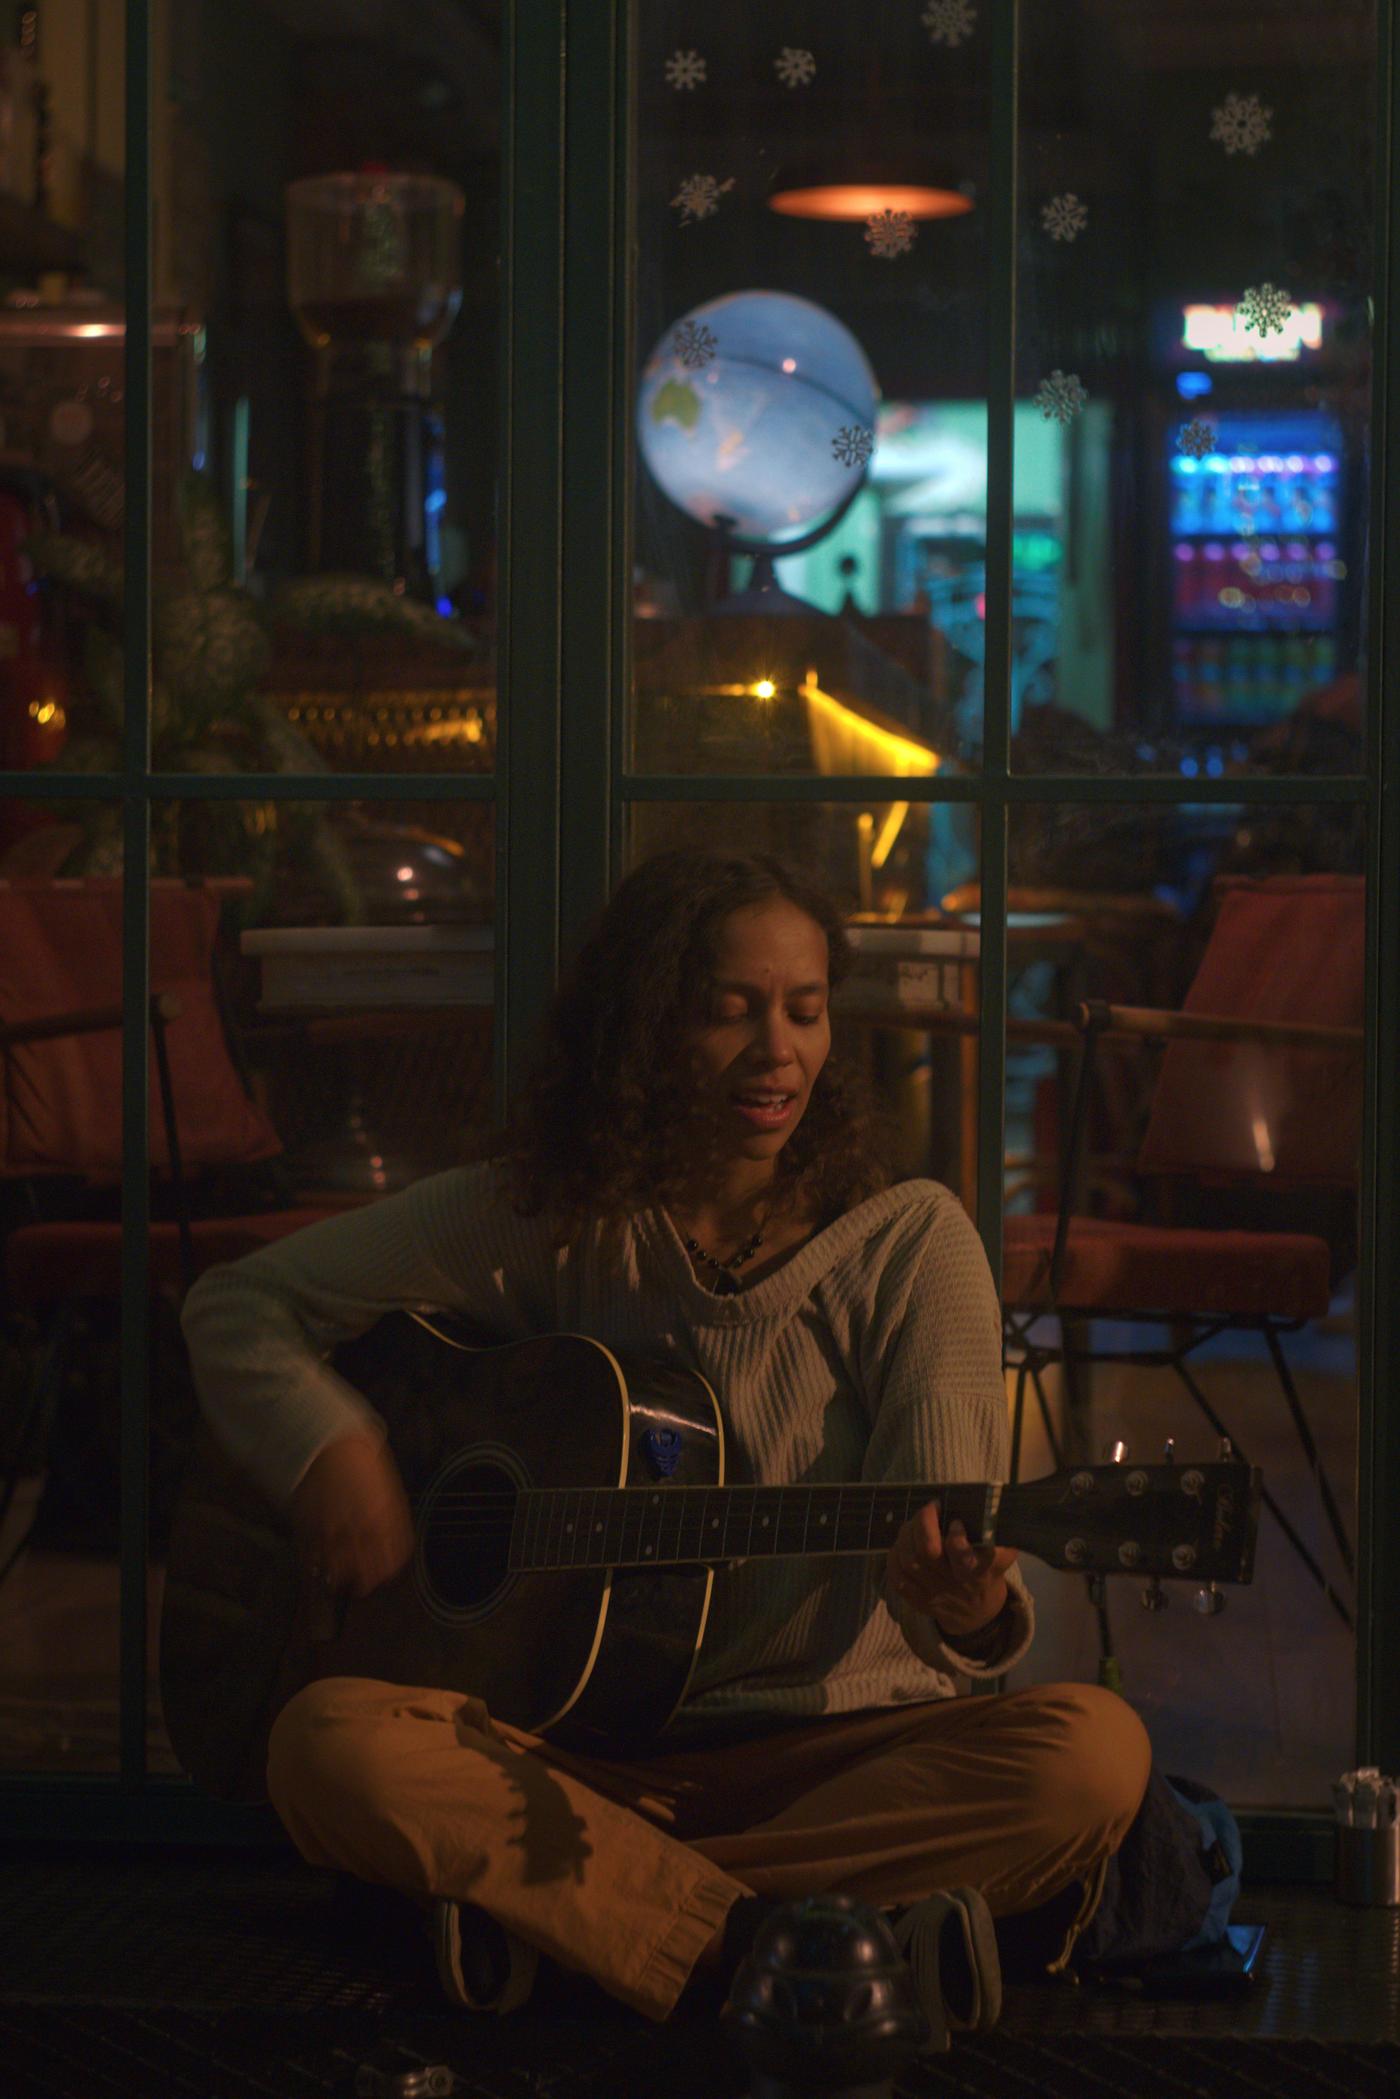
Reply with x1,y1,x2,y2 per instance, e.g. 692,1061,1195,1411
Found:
711,472,867,615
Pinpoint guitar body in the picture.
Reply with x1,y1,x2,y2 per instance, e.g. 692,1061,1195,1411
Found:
160,1313,722,1804
160,1312,1263,1807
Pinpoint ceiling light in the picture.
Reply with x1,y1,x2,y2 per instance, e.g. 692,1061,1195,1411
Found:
770,181,972,223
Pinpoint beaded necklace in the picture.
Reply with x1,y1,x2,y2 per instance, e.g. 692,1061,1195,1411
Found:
681,1218,766,1295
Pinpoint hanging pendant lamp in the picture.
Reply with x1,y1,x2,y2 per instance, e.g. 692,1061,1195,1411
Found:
765,50,974,225
768,165,974,223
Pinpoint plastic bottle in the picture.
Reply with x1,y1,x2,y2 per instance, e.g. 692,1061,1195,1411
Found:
1257,634,1282,718
1173,541,1196,621
1225,638,1251,720
1173,458,1200,535
1214,464,1234,532
1313,464,1337,533
1282,636,1308,711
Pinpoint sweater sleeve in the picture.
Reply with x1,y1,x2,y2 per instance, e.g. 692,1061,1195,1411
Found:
179,1165,549,1507
859,1187,1035,1680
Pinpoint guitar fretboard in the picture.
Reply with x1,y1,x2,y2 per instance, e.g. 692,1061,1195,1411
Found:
506,1482,997,1572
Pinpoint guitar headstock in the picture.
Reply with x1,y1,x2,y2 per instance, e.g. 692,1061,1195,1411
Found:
997,1461,1261,1583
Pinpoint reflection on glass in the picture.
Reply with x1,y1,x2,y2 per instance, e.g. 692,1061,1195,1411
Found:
0,805,128,1770
998,802,1361,1807
170,798,495,1204
3,8,502,812
633,7,991,774
1012,0,1373,774
288,170,464,592
0,0,137,801
130,798,493,1773
626,799,978,1205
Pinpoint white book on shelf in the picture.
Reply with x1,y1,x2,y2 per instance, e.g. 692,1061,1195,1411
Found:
842,924,981,958
836,922,975,1013
241,924,494,1008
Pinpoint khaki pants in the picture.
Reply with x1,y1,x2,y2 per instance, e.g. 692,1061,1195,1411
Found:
268,1675,1152,2022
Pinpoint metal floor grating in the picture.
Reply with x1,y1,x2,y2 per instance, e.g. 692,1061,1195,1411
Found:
0,1856,1396,2098
2,2012,1398,2099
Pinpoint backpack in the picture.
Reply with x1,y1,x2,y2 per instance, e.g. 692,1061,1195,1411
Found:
1071,1764,1244,1971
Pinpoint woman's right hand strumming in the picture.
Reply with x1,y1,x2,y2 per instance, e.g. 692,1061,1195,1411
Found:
289,1430,416,1600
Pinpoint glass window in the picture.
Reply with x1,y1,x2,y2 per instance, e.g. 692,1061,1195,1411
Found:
0,804,129,1773
1013,0,1373,775
629,2,1374,784
631,4,993,776
630,0,1377,1813
999,801,1362,1806
149,2,498,787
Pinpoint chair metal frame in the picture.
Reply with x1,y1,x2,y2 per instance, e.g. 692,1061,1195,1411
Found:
1003,996,1362,1644
0,993,190,1581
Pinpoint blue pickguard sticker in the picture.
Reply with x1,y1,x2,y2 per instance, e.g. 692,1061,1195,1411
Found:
641,1426,683,1478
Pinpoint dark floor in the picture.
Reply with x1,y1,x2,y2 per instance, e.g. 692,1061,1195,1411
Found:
0,1855,1395,2098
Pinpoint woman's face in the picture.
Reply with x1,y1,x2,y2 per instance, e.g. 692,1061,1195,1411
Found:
682,898,833,1167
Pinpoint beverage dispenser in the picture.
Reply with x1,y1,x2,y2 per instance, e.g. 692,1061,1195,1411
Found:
286,171,464,598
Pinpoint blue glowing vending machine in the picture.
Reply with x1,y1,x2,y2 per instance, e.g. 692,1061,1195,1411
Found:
1153,291,1363,754
1168,408,1347,738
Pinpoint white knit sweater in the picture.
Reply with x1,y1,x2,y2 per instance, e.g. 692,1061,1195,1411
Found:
179,1167,1035,1733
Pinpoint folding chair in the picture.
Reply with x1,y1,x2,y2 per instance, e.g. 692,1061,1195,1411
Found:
1002,874,1364,1655
0,877,364,1563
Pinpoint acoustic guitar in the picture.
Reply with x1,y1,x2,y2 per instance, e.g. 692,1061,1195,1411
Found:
160,1310,1262,1803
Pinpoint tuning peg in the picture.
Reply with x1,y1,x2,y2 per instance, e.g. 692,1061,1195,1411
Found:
1163,1437,1176,1465
1141,1576,1168,1612
1193,1582,1226,1616
1102,1439,1128,1465
1217,1437,1234,1461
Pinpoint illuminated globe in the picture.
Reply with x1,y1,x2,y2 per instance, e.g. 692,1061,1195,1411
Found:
637,290,879,546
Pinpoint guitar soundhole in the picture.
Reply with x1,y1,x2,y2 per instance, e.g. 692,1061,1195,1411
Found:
419,1457,518,1614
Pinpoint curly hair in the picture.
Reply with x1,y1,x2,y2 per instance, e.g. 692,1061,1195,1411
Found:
467,847,905,1250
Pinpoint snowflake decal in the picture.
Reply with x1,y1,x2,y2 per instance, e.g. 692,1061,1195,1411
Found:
865,209,916,259
1177,419,1218,460
922,0,978,48
671,174,736,224
665,49,707,91
1210,91,1273,157
1237,281,1293,336
774,46,816,88
672,320,718,370
1034,370,1088,424
832,425,875,469
1041,193,1088,243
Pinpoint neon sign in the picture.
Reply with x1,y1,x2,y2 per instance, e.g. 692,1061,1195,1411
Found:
1182,303,1325,364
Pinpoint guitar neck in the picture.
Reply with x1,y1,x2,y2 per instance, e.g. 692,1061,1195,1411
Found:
506,1481,994,1573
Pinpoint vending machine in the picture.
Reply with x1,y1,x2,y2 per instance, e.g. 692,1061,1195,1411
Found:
1168,407,1346,734
1148,294,1363,753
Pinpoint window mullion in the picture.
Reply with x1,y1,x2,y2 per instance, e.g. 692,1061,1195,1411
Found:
119,0,154,1792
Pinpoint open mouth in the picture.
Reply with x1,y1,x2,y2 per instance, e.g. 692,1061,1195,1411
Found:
731,1092,797,1128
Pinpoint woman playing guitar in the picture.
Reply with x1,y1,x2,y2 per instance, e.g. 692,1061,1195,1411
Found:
179,847,1152,2038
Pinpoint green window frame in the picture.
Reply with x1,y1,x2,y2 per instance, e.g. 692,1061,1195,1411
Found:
0,1,1394,1880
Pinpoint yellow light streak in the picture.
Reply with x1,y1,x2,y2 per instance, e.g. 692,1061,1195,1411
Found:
856,812,875,913
799,670,941,775
870,802,910,869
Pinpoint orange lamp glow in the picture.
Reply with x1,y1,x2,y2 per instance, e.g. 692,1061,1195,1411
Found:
769,182,973,223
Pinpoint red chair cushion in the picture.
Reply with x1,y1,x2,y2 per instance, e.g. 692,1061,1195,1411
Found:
0,879,282,1175
1002,1212,1332,1320
3,1206,366,1311
1137,874,1364,1190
